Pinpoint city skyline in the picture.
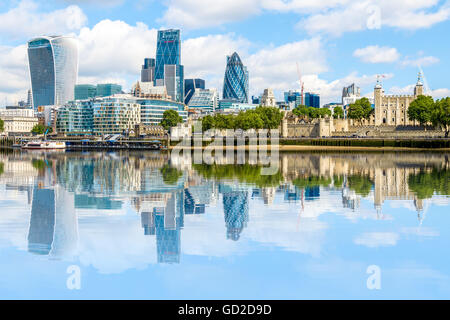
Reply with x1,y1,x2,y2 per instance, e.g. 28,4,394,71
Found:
1,1,449,107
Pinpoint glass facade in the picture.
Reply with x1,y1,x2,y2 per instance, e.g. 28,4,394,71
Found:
138,98,187,126
304,92,320,108
56,100,94,135
187,89,218,112
141,58,156,83
164,65,184,103
96,84,122,97
217,99,256,111
223,52,249,103
74,84,97,100
28,36,78,110
184,78,205,105
155,29,181,82
92,97,141,135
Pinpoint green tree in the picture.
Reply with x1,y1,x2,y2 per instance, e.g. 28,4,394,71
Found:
318,107,332,118
202,115,214,131
333,106,344,119
292,105,309,117
347,103,364,121
234,110,264,130
160,109,182,130
255,106,283,129
407,95,434,127
0,119,4,132
348,98,373,122
31,124,52,135
431,97,450,137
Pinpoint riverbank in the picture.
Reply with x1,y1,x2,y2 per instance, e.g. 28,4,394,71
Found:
168,145,450,152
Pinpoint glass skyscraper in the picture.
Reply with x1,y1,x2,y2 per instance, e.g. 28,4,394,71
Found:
141,58,155,83
164,64,184,103
28,36,78,110
155,29,181,82
223,52,249,103
184,78,205,105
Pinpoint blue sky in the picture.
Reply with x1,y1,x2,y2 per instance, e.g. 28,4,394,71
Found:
0,0,449,106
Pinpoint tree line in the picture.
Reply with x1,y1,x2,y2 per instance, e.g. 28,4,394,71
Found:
408,96,449,136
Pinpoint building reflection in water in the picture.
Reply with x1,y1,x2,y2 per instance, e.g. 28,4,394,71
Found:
0,150,447,265
220,185,249,241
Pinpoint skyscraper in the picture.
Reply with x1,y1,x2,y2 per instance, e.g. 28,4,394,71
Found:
223,52,249,103
304,92,320,108
28,36,78,110
141,58,155,83
184,78,205,105
155,29,181,82
164,64,184,103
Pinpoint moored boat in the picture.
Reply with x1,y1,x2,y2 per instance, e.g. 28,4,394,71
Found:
22,141,66,149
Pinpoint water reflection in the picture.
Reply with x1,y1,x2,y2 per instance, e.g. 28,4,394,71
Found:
0,150,448,269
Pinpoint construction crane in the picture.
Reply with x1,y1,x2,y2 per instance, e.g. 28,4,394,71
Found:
296,62,304,105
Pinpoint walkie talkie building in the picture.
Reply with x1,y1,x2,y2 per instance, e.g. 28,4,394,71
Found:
27,36,78,110
222,52,249,103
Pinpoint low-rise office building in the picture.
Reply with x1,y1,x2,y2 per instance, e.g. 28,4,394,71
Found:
2,116,38,135
56,94,187,135
93,95,141,135
187,89,218,113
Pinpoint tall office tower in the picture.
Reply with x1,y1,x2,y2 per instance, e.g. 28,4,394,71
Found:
141,58,156,83
26,89,33,108
155,29,181,82
184,78,205,105
164,64,184,103
342,83,361,106
223,52,249,103
28,36,78,110
304,92,320,108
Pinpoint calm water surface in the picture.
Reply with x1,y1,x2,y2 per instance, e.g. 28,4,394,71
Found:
0,150,449,299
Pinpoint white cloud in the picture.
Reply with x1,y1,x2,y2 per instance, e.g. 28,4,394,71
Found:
161,0,262,29
161,0,450,33
354,232,399,247
182,34,251,91
77,20,157,80
431,88,450,99
401,56,440,67
353,45,400,63
0,0,87,40
300,0,450,36
388,84,450,100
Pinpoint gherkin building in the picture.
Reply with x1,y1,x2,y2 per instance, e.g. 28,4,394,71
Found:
222,52,249,103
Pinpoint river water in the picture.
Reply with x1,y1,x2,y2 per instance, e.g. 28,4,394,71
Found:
0,150,448,299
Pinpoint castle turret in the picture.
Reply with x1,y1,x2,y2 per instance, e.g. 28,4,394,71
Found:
374,75,384,126
414,72,424,97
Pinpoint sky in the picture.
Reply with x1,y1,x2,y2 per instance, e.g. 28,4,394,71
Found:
0,0,449,106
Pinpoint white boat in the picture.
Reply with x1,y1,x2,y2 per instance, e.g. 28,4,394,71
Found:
22,141,66,149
